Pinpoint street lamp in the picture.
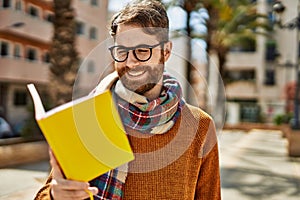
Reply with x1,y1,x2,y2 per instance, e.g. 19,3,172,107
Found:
273,1,300,130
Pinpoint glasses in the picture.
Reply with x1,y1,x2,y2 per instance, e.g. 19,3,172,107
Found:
109,41,166,62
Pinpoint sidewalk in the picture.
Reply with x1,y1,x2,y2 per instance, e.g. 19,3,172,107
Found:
219,129,300,200
0,161,50,200
0,129,299,199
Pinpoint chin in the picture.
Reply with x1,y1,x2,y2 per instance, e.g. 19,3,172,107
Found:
134,83,156,95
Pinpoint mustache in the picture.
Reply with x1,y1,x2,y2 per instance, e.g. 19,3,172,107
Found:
122,65,150,74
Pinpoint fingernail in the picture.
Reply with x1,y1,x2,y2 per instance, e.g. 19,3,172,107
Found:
89,187,98,195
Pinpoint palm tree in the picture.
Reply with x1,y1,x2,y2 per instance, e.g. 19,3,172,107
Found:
49,0,79,106
204,0,271,125
164,0,271,127
207,0,271,78
163,0,207,108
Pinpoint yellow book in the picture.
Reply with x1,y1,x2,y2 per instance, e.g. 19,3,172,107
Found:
27,84,134,182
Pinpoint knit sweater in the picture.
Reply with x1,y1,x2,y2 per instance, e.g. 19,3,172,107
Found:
34,104,221,200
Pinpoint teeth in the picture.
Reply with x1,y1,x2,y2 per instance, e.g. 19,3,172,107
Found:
128,70,144,76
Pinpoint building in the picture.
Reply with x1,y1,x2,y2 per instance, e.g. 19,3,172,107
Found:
0,0,109,130
225,0,297,124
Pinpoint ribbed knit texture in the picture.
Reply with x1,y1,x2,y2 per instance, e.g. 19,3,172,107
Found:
34,104,221,200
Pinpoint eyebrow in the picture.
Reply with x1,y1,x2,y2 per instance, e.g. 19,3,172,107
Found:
114,43,156,48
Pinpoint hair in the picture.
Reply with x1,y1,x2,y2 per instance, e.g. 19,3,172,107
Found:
110,0,169,42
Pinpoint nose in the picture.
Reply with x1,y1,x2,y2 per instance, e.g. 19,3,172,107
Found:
126,50,139,68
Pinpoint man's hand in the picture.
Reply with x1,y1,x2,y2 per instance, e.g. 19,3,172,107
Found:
49,150,98,200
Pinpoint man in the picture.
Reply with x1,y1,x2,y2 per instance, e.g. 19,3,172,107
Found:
35,0,221,199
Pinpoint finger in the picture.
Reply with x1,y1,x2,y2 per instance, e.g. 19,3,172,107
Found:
49,149,64,179
51,178,90,190
88,186,99,195
52,188,92,200
51,186,97,200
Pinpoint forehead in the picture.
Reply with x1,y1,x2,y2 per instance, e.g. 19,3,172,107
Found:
115,24,158,46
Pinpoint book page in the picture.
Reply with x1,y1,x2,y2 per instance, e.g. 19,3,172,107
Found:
27,84,46,120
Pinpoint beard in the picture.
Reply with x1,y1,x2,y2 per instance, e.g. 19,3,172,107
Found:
118,63,164,95
117,51,165,95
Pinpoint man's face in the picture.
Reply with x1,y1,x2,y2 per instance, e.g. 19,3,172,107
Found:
113,25,167,95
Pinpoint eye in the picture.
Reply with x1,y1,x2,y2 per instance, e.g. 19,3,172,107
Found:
136,48,150,54
116,47,128,55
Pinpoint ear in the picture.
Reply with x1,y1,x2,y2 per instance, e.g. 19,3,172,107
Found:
164,41,172,62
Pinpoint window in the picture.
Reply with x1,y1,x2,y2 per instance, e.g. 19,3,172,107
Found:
43,52,50,63
238,100,260,123
89,27,97,40
15,0,21,10
3,0,11,8
265,40,279,61
0,42,9,56
91,0,98,6
225,70,255,82
28,6,39,18
14,91,27,106
45,13,54,23
241,103,260,122
264,69,276,86
13,45,21,58
76,21,85,35
26,48,37,61
230,36,256,52
87,60,95,73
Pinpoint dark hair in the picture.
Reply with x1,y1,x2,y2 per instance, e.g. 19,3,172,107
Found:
110,0,169,42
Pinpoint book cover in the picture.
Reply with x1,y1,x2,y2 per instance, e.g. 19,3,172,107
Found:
27,84,134,182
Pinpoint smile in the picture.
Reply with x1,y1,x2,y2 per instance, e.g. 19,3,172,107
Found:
127,70,146,77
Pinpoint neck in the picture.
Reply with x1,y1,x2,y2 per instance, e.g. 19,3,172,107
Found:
143,78,163,101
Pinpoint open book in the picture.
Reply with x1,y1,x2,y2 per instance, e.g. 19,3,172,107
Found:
27,84,134,181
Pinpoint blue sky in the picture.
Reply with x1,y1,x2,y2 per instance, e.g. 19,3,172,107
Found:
108,0,186,30
108,0,207,61
108,0,130,12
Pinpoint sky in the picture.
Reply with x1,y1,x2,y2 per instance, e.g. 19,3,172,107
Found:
107,0,207,61
108,0,186,30
108,0,130,12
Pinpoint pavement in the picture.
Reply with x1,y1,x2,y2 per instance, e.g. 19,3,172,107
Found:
0,161,50,200
0,129,300,199
219,129,300,200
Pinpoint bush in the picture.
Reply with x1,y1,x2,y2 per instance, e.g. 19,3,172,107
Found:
273,113,293,125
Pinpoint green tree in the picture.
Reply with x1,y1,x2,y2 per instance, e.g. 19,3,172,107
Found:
207,0,271,78
49,0,79,106
205,0,271,125
164,0,271,126
163,0,206,108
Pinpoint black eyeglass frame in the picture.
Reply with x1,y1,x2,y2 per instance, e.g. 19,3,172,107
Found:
108,41,167,62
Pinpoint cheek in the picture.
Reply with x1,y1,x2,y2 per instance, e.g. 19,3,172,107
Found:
115,63,124,71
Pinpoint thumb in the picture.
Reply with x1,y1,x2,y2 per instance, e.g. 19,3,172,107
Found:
49,149,64,179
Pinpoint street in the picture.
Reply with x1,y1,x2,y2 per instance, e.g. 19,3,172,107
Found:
0,129,300,199
220,129,300,200
0,160,50,200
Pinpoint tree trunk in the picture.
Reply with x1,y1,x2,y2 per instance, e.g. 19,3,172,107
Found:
49,0,79,106
205,4,227,129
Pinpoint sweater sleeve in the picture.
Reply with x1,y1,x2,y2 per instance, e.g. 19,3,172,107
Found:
34,172,53,200
195,143,221,200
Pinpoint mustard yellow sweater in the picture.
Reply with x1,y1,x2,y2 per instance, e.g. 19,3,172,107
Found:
34,104,221,200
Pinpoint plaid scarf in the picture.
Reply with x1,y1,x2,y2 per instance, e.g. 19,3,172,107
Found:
89,71,184,199
114,72,185,134
89,167,127,200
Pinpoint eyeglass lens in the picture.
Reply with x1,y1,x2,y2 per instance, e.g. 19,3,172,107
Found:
114,46,152,62
109,42,165,62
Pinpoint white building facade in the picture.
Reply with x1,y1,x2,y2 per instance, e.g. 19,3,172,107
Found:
225,0,297,124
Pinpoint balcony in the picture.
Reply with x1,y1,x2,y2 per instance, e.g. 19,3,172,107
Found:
226,81,258,99
226,52,262,70
0,57,49,84
0,9,52,43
